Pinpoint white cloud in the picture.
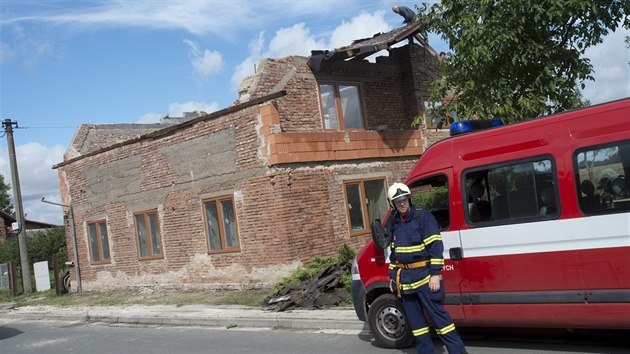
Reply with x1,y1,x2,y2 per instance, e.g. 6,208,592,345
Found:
230,10,390,92
581,25,630,104
266,23,326,58
137,101,221,123
2,23,57,67
0,142,65,225
184,39,223,78
231,32,266,92
1,1,352,37
328,11,390,48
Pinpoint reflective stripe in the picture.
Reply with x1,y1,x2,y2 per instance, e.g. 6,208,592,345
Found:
435,323,456,335
394,261,430,297
401,274,431,291
430,258,444,266
395,244,425,253
396,260,429,269
424,234,442,244
389,263,396,270
412,326,430,337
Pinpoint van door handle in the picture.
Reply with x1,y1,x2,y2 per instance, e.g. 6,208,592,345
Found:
449,247,463,260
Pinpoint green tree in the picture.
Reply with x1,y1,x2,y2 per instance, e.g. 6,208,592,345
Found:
0,236,19,265
0,227,67,266
28,227,68,264
0,174,13,213
416,0,629,124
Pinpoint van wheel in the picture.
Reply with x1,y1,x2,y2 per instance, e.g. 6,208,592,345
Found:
368,293,414,348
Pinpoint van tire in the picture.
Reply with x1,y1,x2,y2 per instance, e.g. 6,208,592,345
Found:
368,293,414,348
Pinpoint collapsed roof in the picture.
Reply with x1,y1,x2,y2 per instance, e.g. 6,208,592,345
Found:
308,22,434,71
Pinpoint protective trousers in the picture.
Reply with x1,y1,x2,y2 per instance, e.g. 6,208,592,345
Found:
401,285,466,354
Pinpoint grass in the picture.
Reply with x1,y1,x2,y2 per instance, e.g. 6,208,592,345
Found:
0,288,272,308
0,244,357,309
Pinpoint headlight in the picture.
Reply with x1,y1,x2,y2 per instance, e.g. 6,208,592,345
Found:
352,257,360,280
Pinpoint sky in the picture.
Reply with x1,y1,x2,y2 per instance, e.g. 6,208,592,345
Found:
0,1,629,226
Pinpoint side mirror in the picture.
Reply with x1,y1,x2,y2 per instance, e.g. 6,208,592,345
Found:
371,219,390,249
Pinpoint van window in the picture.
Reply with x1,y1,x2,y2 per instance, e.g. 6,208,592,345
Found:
463,157,558,226
575,139,630,214
408,175,449,230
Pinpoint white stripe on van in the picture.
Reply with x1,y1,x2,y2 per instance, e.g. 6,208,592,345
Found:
442,213,630,259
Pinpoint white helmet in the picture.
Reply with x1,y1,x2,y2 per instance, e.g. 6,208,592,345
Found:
387,182,411,208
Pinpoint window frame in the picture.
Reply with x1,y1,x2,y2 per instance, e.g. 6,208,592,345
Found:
317,81,367,130
133,209,164,260
202,196,241,254
461,154,560,227
573,138,630,215
407,173,451,231
87,219,111,265
343,178,388,237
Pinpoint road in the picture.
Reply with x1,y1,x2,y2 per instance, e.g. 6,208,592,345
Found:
0,319,627,354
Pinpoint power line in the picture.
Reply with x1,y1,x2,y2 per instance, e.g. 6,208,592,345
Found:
14,125,79,129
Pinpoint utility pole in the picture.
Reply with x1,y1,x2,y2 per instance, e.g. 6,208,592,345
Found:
2,119,32,293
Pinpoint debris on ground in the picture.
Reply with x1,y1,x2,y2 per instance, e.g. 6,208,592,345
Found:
263,263,351,312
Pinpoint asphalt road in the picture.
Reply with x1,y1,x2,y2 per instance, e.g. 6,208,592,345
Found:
0,319,628,354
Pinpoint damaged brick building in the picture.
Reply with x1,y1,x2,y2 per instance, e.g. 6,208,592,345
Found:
53,23,449,291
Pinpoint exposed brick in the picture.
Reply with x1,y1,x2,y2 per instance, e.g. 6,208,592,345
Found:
56,43,441,291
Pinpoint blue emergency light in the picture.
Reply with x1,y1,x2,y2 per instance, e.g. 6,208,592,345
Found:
450,118,504,136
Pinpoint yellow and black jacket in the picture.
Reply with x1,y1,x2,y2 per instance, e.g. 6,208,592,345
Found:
387,205,445,296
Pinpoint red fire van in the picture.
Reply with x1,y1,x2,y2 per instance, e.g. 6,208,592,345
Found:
350,98,630,348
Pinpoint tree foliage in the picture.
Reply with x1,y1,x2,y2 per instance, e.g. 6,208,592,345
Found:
0,227,67,265
28,227,68,264
417,0,629,123
0,236,19,265
0,174,13,213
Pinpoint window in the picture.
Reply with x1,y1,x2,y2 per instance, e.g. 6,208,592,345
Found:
344,179,388,236
463,157,559,225
319,83,365,130
203,197,240,253
134,210,163,259
575,139,630,214
87,220,111,264
408,174,450,230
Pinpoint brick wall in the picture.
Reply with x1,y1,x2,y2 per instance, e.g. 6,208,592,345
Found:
57,43,442,291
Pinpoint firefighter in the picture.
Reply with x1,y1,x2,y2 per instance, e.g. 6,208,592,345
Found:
387,182,467,354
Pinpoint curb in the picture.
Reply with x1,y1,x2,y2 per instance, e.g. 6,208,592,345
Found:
0,307,366,332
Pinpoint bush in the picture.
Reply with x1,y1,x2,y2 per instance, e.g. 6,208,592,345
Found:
271,243,356,295
0,227,68,294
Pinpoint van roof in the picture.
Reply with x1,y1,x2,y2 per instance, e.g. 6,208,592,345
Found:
408,97,630,181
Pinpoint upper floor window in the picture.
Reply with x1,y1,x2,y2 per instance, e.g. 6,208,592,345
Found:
87,220,111,264
408,174,450,230
134,210,163,259
203,196,240,253
463,156,559,226
575,139,630,214
344,178,388,236
319,83,365,130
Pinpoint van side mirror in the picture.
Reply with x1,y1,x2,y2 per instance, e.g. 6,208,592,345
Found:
371,219,390,249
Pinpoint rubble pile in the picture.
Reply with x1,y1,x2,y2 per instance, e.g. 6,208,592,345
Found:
263,263,351,312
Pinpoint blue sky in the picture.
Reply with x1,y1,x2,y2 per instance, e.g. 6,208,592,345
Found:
0,0,628,225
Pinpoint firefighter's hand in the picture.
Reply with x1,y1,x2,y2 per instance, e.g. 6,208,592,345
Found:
389,279,395,293
429,275,441,292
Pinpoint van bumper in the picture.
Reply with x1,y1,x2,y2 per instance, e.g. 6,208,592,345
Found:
351,278,367,322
